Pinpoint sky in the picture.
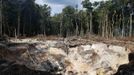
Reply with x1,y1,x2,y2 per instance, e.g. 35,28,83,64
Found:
35,0,106,15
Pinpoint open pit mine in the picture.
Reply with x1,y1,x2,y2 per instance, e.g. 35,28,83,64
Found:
0,38,131,75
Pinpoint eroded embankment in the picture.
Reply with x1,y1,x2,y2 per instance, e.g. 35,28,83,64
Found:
0,38,131,75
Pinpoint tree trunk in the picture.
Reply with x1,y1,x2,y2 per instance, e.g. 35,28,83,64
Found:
90,12,93,34
99,20,102,36
111,19,114,38
80,23,84,36
111,11,116,38
60,15,63,36
17,5,21,37
102,19,105,37
2,13,4,35
122,11,125,38
86,21,89,34
86,14,89,34
29,14,31,35
23,23,25,36
119,14,122,37
75,16,78,36
17,14,20,37
105,14,108,38
129,13,133,37
75,24,78,36
43,24,46,36
0,0,2,36
15,28,17,40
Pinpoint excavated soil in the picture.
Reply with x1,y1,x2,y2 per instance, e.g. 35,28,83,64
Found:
0,37,133,75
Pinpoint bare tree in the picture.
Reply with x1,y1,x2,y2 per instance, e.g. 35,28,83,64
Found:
122,11,125,38
86,12,89,34
129,13,133,37
105,14,109,38
128,2,133,37
89,12,93,34
75,5,78,36
17,2,21,37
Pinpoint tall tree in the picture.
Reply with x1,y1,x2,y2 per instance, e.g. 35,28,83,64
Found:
82,0,93,34
128,1,134,37
17,0,21,37
62,6,75,37
40,4,51,35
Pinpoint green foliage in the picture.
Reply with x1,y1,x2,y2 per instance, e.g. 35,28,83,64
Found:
1,0,134,37
82,0,93,12
61,6,76,37
39,4,51,35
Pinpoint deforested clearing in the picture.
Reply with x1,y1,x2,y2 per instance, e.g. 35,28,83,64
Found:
0,0,134,75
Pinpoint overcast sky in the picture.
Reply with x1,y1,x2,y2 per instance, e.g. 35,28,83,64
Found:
35,0,106,15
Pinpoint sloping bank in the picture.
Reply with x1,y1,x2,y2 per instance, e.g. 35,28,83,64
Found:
0,39,130,75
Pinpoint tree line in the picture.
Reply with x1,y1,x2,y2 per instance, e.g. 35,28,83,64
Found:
0,0,133,38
